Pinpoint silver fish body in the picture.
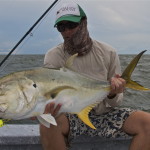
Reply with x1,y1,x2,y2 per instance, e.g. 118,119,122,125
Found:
0,51,149,129
0,67,109,128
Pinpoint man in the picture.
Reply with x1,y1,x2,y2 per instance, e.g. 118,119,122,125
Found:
40,2,150,150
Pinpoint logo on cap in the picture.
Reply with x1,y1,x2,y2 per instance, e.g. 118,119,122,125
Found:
56,3,80,20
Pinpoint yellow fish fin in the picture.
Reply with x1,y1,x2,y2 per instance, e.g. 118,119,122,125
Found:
0,120,4,127
126,80,150,91
77,103,97,130
0,119,10,127
65,53,78,69
122,50,146,79
121,50,150,91
44,86,76,99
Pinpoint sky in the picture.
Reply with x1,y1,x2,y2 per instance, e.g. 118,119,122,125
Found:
0,0,150,54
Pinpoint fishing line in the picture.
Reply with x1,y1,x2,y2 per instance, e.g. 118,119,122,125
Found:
0,36,32,74
0,0,61,71
0,0,62,74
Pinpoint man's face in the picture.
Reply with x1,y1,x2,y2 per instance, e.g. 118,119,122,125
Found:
56,21,80,40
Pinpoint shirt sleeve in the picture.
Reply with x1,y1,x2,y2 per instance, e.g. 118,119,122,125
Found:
105,50,123,107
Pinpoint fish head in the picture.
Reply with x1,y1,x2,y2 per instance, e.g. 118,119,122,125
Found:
0,76,39,118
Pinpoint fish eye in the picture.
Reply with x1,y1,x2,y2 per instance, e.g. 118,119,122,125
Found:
33,83,37,88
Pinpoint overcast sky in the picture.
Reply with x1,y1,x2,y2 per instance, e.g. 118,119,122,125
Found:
0,0,150,54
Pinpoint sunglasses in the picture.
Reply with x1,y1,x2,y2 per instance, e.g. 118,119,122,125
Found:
56,22,79,32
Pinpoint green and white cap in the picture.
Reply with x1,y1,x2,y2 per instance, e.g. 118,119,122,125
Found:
54,2,86,27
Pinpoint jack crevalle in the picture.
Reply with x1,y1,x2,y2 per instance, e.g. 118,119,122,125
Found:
0,50,149,129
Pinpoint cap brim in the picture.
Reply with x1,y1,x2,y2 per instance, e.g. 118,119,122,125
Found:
54,16,81,27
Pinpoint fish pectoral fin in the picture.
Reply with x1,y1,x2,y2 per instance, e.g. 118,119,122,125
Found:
126,80,150,91
37,114,57,128
44,86,76,99
65,53,78,69
77,104,97,130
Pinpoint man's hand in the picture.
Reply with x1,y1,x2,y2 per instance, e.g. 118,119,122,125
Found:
108,74,126,99
44,102,62,117
30,102,62,120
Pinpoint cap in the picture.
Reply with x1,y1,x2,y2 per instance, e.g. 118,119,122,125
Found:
54,2,86,27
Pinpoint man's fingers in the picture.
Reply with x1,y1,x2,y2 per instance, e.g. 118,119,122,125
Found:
110,76,126,94
44,103,50,114
53,104,62,116
44,102,62,117
49,102,55,114
30,102,62,120
44,103,54,114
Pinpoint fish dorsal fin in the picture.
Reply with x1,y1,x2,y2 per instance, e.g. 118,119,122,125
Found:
77,103,97,130
37,114,57,128
44,86,75,99
65,53,78,69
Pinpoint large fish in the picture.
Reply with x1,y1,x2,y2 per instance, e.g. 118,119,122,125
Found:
0,50,149,129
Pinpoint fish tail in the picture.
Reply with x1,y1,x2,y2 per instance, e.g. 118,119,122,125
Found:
121,50,150,91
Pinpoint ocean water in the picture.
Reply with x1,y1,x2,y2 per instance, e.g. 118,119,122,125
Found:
0,54,150,124
119,54,150,112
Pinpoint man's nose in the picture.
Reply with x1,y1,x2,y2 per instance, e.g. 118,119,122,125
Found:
62,28,72,37
63,28,72,34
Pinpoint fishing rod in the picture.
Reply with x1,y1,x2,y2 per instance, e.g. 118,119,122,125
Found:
0,0,59,67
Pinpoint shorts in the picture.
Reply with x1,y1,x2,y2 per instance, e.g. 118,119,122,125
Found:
65,107,136,144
